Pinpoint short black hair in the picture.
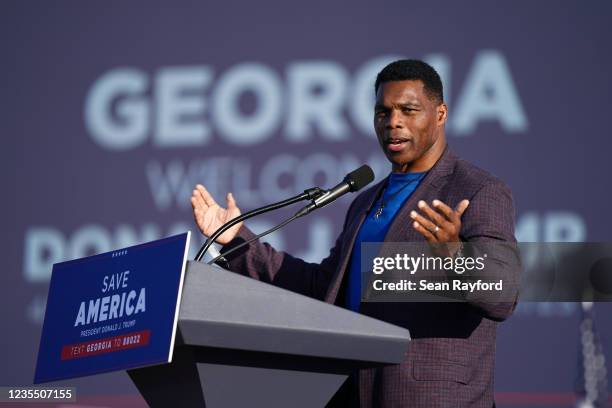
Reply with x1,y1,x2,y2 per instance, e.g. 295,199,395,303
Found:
374,59,443,104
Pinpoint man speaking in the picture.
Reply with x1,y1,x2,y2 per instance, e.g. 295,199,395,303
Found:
191,60,519,407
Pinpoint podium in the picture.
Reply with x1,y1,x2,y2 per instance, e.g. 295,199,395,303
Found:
128,261,411,407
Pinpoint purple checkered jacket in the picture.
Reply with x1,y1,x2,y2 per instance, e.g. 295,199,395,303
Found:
222,147,520,407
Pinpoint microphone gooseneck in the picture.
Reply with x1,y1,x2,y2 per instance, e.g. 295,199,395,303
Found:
198,165,375,266
294,165,375,218
194,188,323,262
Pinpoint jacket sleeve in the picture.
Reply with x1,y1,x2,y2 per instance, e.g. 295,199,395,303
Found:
459,180,522,321
219,200,358,300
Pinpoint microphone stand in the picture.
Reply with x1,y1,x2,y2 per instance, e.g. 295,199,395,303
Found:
206,187,345,265
207,212,301,265
194,187,324,263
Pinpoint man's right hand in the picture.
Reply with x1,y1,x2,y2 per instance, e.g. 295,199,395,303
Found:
190,184,243,245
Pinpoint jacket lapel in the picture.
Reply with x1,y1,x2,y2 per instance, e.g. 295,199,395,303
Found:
385,147,457,242
324,147,458,303
324,178,385,303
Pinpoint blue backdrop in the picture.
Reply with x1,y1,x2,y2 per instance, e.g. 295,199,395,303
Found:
2,1,611,406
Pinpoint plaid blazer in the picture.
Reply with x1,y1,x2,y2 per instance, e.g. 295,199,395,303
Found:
223,147,520,407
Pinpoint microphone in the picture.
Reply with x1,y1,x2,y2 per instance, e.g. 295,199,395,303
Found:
295,165,375,218
208,164,376,264
194,187,324,262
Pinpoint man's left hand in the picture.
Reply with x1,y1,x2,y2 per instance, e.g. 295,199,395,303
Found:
410,199,470,257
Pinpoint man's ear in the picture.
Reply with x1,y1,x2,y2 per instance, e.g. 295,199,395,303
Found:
437,103,448,125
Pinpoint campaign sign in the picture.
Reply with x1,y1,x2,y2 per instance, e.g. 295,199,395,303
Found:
34,232,191,383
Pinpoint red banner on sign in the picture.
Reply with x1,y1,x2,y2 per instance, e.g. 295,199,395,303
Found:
60,330,151,360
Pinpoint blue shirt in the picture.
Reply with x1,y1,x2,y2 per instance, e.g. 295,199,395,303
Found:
345,171,427,311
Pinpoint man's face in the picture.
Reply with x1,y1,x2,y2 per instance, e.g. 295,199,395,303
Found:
374,80,447,172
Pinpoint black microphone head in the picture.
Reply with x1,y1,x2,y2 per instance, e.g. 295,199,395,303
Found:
345,165,375,192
